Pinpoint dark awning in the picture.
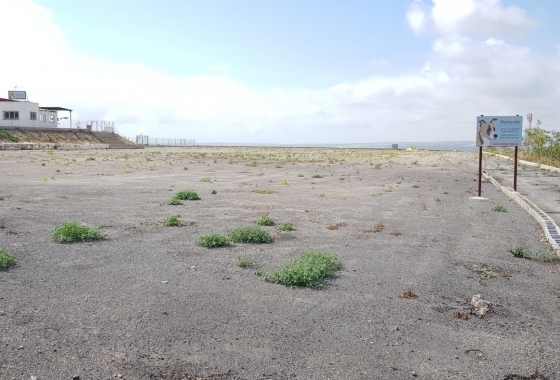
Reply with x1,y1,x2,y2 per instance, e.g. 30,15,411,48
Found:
39,107,73,112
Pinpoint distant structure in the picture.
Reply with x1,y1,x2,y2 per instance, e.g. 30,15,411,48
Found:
0,90,72,128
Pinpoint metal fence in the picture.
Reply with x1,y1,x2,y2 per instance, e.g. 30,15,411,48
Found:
73,120,117,133
134,135,195,147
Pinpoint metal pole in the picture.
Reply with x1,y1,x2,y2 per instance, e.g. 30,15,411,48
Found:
478,146,483,197
514,146,518,192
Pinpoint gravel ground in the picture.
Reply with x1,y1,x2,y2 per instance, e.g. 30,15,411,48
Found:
1,147,559,380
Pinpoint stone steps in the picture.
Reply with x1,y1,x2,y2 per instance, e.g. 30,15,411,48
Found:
92,132,143,149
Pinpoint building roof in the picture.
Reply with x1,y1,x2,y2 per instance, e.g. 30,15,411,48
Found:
39,106,73,112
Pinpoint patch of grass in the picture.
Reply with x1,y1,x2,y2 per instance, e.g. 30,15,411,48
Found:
264,249,342,288
237,257,256,268
52,222,106,243
312,174,323,178
228,226,272,244
253,189,277,194
492,205,507,212
277,222,295,231
0,249,16,269
171,190,201,201
530,249,559,262
254,213,275,226
198,233,230,248
164,215,181,227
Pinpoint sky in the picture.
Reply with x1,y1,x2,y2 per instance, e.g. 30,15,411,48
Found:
1,0,560,143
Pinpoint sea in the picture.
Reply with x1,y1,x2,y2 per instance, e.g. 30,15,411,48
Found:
197,141,477,152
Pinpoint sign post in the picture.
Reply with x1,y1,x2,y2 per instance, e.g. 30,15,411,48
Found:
475,115,523,196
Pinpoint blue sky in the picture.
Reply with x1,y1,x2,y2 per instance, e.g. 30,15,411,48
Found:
2,0,560,143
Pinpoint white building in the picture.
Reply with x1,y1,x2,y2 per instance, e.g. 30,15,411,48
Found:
0,91,72,128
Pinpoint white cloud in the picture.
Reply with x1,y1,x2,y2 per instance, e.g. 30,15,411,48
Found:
406,0,535,37
0,0,558,144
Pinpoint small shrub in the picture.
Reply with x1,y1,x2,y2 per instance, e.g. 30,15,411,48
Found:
172,190,200,201
164,215,181,227
254,213,275,226
492,205,507,212
237,257,256,268
0,249,16,269
277,222,295,231
228,226,272,244
265,249,342,288
167,198,183,205
508,247,530,259
198,233,230,248
52,222,106,243
253,189,277,194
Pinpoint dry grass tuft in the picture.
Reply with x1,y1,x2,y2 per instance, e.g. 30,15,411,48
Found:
398,290,416,299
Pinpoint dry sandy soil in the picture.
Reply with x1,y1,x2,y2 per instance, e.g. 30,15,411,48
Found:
1,147,559,380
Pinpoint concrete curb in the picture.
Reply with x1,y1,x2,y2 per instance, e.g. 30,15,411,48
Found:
483,152,560,173
483,171,560,257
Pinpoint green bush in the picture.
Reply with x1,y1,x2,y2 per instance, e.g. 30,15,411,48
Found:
276,222,295,231
198,233,230,248
228,226,272,244
164,215,181,226
52,222,106,243
254,213,275,226
265,249,342,288
173,190,200,200
0,249,16,269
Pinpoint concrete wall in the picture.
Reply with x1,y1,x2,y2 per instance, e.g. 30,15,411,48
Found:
0,101,57,128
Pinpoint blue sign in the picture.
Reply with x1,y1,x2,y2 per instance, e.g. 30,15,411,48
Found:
476,116,523,147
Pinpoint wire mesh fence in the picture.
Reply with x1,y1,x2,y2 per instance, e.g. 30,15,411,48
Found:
134,135,195,147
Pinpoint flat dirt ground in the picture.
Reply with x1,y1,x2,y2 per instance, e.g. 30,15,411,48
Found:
1,147,559,380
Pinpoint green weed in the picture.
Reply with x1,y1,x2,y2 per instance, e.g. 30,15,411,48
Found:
228,226,272,244
254,213,275,226
164,215,181,227
52,222,106,243
492,205,507,212
253,189,277,194
171,190,200,202
508,247,530,259
0,249,16,269
198,233,230,248
237,257,256,268
276,222,295,231
264,249,342,288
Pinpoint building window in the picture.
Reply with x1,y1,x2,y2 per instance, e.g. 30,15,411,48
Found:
30,112,37,120
49,115,55,123
39,114,46,122
3,111,19,120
